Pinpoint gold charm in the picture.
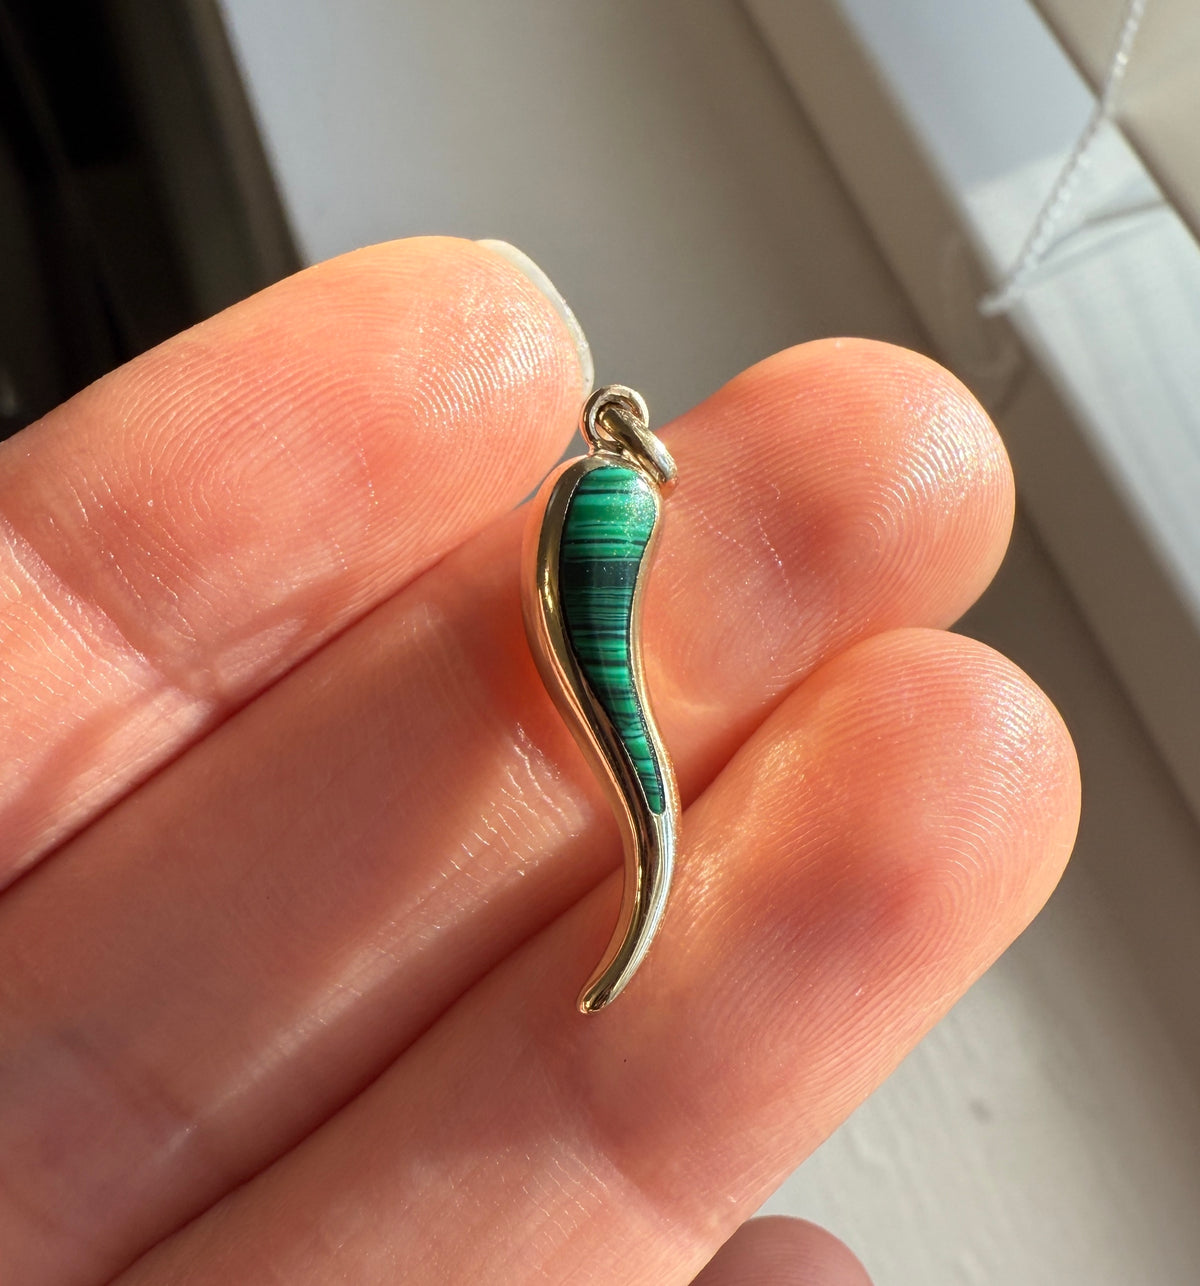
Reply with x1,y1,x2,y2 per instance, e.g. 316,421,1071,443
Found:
522,386,679,1012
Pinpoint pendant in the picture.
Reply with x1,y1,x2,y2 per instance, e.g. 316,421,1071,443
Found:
522,385,680,1013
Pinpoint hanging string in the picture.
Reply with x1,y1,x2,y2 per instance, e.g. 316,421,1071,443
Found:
979,0,1150,316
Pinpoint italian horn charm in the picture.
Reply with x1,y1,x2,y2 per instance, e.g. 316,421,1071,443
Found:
522,385,680,1013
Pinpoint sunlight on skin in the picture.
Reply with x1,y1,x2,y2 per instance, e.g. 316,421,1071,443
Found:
0,238,1077,1286
0,238,583,885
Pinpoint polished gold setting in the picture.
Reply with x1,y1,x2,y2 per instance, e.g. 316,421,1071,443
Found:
521,385,679,1013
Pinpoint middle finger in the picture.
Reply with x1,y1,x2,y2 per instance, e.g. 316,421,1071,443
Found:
0,340,1010,1286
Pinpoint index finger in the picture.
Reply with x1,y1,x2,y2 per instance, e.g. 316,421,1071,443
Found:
0,236,587,884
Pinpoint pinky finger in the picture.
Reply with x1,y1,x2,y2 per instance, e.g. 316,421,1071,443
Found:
691,1217,872,1286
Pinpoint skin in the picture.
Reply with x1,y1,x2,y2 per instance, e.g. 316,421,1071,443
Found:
0,237,1079,1285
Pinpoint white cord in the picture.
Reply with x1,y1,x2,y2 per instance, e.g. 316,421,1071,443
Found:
979,0,1150,316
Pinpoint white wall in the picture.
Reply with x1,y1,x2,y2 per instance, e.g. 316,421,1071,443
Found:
217,0,923,421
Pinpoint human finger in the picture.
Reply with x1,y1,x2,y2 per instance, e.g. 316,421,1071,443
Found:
0,344,1013,1286
114,630,1079,1285
0,236,585,884
691,1217,872,1286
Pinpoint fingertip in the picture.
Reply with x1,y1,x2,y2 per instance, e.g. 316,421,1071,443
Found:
801,340,1016,615
241,234,587,470
665,339,1015,699
672,624,1080,1085
0,235,591,876
693,1216,873,1286
810,627,1080,958
938,629,1081,916
474,239,594,395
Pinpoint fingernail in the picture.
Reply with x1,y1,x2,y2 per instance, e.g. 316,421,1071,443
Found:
476,240,594,395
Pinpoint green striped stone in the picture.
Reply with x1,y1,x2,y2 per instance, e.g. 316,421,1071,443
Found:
558,465,666,814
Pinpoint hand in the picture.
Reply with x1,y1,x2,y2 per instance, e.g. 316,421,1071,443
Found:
0,238,1079,1284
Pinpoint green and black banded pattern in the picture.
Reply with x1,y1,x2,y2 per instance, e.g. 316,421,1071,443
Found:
558,465,666,814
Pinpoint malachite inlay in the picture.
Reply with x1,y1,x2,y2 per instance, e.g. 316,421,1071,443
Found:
558,465,666,814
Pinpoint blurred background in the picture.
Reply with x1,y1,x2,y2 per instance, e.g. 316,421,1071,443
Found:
5,1,1200,1280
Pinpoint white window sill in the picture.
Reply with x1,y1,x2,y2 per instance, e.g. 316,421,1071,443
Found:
746,0,1200,826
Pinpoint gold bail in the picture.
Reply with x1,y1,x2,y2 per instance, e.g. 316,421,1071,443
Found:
580,385,677,492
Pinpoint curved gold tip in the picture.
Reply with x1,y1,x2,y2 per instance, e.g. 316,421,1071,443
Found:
577,805,676,1012
579,984,615,1015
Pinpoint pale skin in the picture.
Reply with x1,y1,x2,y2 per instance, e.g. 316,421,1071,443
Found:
0,237,1080,1284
